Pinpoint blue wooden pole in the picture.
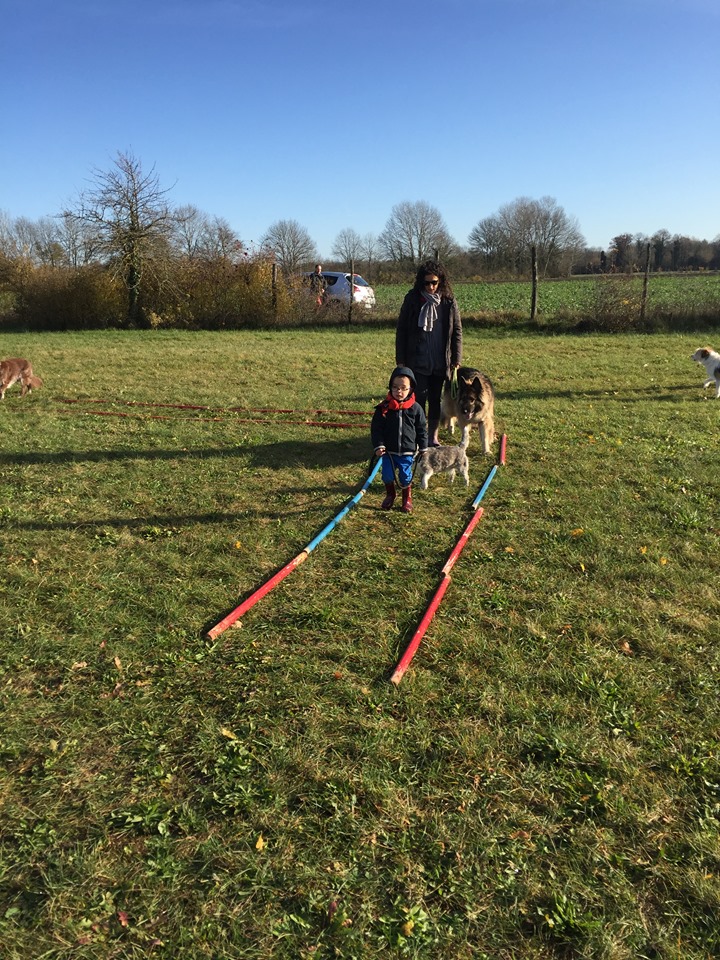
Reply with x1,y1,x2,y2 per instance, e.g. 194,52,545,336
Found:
305,457,381,553
206,457,382,638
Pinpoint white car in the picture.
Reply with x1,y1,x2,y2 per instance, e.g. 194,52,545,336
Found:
304,271,376,309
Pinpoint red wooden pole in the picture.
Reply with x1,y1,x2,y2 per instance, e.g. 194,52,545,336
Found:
441,507,484,576
390,575,451,686
206,550,308,640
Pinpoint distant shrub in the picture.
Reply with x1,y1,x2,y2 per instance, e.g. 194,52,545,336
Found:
587,276,643,332
170,255,296,329
13,264,124,330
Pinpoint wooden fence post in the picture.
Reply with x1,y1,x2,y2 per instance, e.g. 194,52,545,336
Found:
640,242,651,326
348,258,354,325
530,245,538,321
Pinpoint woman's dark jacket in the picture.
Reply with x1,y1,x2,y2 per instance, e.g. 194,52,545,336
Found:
395,290,463,379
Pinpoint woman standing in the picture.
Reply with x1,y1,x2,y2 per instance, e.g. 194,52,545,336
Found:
395,260,463,446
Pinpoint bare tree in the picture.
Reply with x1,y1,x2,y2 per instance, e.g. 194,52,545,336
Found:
261,219,317,274
331,227,363,263
12,217,46,263
202,216,241,261
469,197,585,276
66,150,176,325
172,206,241,261
360,232,379,266
378,200,455,265
0,211,16,257
173,204,208,259
33,217,66,266
57,211,102,267
0,215,65,265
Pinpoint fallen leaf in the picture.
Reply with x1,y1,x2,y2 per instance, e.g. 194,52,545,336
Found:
255,833,265,851
114,656,123,672
117,911,129,927
71,661,88,670
221,727,237,740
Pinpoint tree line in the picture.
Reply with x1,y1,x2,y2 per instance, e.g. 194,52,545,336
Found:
1,151,718,329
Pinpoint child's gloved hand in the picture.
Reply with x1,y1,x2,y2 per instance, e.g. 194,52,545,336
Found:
374,445,386,456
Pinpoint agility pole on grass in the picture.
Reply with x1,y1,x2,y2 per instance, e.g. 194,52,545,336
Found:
390,433,507,686
206,457,382,640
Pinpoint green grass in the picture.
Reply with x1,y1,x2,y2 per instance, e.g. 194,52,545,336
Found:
1,328,719,959
374,274,720,328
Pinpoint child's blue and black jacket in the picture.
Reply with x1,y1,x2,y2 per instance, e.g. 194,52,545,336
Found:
370,366,428,456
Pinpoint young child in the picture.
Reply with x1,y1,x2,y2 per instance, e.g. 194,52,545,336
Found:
371,365,428,513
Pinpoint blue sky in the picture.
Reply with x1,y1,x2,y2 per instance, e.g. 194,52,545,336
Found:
3,0,719,258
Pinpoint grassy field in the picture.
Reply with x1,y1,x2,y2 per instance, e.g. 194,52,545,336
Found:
1,327,719,959
373,274,720,328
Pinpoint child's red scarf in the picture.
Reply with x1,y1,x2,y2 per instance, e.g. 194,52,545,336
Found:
380,392,416,416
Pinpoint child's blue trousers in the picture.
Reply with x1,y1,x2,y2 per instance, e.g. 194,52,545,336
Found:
381,453,414,487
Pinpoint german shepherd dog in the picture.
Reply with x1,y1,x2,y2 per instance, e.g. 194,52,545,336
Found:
416,427,470,490
441,366,496,455
0,358,44,400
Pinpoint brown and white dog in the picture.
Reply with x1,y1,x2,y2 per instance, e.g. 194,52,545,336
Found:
441,366,496,455
0,358,44,400
691,347,720,398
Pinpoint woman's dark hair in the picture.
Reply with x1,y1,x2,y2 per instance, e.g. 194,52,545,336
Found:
412,259,453,297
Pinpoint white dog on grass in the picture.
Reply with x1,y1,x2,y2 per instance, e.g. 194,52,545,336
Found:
691,347,720,398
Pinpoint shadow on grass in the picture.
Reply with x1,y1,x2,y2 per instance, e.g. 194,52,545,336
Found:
499,383,698,402
6,501,362,533
3,438,381,536
0,436,371,470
